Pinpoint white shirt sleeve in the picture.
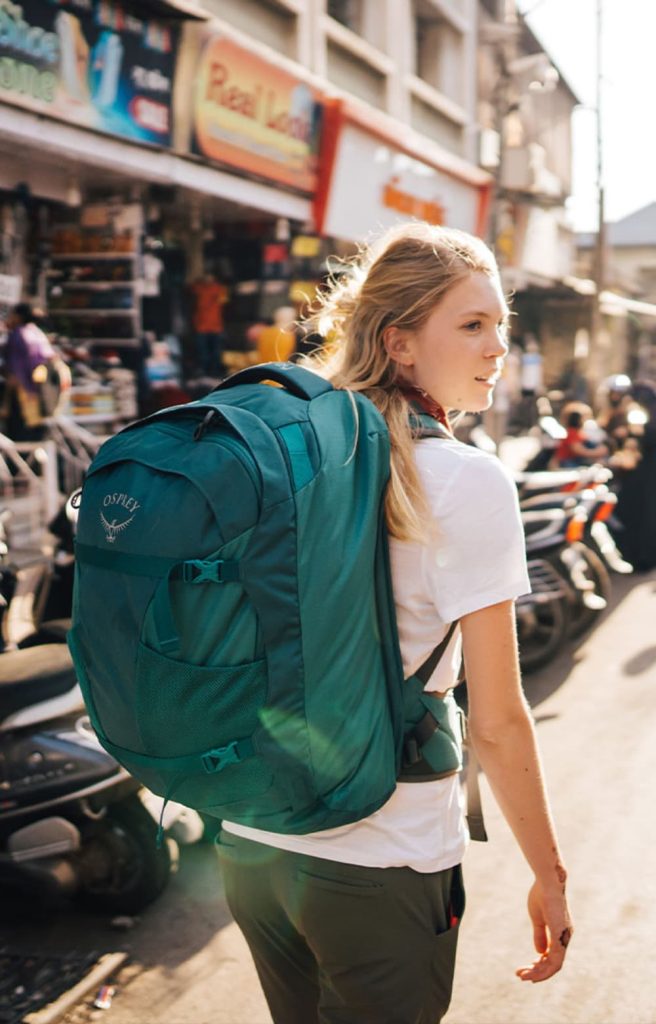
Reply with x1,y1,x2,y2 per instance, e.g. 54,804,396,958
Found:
417,441,530,623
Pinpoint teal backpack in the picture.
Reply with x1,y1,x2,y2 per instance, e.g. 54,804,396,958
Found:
69,363,476,838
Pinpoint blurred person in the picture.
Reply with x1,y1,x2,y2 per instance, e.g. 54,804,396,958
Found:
554,404,608,468
189,272,229,377
614,381,656,571
217,222,572,1024
596,374,633,452
516,336,544,429
256,306,297,363
1,303,68,440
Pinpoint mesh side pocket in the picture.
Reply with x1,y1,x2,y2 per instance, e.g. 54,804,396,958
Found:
134,642,266,757
132,642,279,810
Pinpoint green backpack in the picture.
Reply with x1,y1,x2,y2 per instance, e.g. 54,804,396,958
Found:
68,363,470,838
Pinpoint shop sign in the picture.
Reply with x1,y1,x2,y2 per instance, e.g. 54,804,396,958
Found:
317,121,482,241
0,0,179,147
190,34,322,194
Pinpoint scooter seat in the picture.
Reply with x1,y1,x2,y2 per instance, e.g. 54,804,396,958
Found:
0,645,77,722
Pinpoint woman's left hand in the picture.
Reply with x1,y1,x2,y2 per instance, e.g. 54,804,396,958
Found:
515,880,573,983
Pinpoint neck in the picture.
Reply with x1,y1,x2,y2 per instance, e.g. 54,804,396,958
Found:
397,382,451,432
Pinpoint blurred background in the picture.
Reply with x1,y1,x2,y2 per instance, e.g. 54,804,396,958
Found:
1,0,654,425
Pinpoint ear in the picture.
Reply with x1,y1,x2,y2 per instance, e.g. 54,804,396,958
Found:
383,325,415,367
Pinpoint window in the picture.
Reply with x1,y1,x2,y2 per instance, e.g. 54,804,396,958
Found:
203,0,297,58
413,0,464,103
327,0,363,34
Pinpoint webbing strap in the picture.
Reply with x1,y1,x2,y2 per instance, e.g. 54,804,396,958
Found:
75,542,240,654
98,733,255,775
75,543,240,582
278,423,314,490
75,542,179,577
414,620,458,685
465,744,488,842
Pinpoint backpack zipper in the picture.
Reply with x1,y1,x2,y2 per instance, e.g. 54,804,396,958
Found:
153,420,262,504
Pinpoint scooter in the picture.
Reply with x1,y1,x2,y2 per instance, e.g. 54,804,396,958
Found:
516,506,577,673
0,495,76,652
0,643,202,914
518,470,631,638
517,495,615,669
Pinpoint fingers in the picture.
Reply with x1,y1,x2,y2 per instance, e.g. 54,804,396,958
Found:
515,947,566,983
533,923,547,955
517,924,572,983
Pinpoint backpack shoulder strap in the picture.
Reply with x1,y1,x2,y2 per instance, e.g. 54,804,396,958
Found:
213,362,333,401
414,620,458,685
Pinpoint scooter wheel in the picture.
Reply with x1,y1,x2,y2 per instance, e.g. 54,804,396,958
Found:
75,795,174,914
517,596,568,674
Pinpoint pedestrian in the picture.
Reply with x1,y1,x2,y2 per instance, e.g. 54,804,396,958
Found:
517,334,544,428
554,404,608,467
1,303,66,440
614,380,656,571
188,272,229,377
216,222,573,1024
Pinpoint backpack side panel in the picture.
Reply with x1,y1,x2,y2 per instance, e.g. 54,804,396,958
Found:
296,392,400,818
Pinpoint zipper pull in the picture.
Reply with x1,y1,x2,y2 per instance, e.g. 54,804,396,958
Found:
193,409,219,441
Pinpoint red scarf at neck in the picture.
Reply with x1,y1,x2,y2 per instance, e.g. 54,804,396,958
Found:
398,383,451,433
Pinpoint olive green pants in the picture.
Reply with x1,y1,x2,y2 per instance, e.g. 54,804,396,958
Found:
217,829,465,1024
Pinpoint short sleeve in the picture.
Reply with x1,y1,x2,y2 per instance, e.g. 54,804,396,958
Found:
418,443,530,623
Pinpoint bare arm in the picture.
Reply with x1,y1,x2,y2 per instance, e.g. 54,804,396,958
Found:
461,599,573,983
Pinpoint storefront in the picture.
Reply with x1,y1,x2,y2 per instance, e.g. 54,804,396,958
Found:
0,4,329,429
313,98,492,243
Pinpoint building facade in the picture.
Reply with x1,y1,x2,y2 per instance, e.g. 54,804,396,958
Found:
0,0,588,418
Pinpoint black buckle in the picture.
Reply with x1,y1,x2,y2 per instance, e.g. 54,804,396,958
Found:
402,735,421,767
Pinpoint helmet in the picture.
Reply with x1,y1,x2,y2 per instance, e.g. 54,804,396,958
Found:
602,373,632,394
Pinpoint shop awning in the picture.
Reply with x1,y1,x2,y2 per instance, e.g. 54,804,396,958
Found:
599,291,656,319
0,104,312,224
136,0,209,19
505,269,656,320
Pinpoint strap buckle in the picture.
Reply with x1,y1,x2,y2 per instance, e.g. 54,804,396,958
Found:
183,559,224,584
202,742,241,774
403,736,421,767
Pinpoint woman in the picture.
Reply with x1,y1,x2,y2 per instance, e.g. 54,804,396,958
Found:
217,223,572,1024
2,303,65,440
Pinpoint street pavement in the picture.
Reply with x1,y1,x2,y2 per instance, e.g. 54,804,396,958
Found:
3,568,656,1024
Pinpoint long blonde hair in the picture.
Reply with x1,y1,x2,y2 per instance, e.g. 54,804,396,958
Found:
304,222,502,541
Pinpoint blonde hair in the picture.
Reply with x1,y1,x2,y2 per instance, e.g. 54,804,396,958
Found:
304,222,502,541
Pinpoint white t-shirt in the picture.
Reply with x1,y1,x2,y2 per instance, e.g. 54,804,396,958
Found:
224,437,530,872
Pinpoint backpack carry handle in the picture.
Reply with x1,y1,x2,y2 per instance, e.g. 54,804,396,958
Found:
215,362,333,402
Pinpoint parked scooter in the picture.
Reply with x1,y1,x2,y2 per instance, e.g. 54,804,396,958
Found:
516,484,623,667
516,504,586,672
0,494,78,652
0,643,204,912
518,464,631,638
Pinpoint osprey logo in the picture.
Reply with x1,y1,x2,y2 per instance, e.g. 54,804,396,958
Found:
100,493,141,543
